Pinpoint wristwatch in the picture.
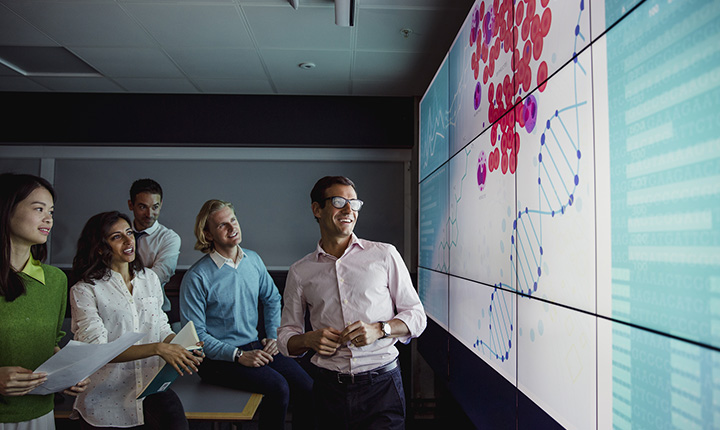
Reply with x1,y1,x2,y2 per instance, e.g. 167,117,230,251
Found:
234,349,244,363
380,321,392,339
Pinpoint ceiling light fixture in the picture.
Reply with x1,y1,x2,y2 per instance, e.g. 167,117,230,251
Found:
298,62,316,69
400,28,413,38
334,0,355,27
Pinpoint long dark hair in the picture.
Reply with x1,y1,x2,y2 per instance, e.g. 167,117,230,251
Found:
72,211,145,285
0,173,56,302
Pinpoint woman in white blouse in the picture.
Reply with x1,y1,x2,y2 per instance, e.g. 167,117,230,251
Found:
69,211,202,429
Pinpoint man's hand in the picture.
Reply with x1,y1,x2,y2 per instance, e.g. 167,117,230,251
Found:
261,338,279,356
304,327,342,356
0,366,47,396
339,321,384,347
237,349,274,367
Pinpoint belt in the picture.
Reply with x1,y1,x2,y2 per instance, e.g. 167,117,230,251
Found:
318,359,399,384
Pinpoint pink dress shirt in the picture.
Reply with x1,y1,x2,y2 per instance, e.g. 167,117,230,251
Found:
278,234,426,374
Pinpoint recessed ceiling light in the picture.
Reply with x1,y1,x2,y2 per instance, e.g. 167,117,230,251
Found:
298,62,316,69
0,46,100,77
400,28,413,38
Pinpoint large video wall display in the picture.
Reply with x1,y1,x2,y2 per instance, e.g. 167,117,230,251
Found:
418,0,720,428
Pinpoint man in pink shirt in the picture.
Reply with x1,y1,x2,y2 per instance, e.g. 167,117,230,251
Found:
278,176,426,430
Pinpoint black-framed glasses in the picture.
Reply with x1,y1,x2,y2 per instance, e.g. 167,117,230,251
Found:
324,196,364,211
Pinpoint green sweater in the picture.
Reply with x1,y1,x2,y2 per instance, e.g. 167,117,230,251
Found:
0,264,67,423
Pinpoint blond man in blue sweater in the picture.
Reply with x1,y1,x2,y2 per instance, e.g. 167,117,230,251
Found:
180,199,314,430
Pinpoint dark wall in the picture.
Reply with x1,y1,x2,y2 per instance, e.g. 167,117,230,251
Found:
2,92,414,148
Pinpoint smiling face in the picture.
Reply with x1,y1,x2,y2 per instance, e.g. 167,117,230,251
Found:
312,184,359,243
9,186,54,250
128,192,162,231
105,218,136,270
204,206,242,258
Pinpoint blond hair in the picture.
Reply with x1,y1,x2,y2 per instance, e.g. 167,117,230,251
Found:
194,199,234,254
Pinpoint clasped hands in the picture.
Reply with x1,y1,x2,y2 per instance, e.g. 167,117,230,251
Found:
236,338,279,368
307,320,383,356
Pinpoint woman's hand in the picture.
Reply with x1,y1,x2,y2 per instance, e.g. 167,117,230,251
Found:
63,377,90,396
155,343,204,376
0,366,46,396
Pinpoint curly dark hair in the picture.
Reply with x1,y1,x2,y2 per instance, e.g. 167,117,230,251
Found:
72,211,145,285
0,173,56,301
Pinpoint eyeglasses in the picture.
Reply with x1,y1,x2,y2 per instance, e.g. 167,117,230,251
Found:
324,196,364,211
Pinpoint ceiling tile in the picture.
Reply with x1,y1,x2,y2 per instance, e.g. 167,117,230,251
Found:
356,8,466,53
262,48,350,81
0,4,59,46
352,79,422,96
274,78,350,95
124,3,252,48
71,47,184,78
166,47,266,79
114,77,199,93
193,78,274,94
5,1,154,47
0,76,48,91
354,50,432,81
243,4,351,49
29,76,124,92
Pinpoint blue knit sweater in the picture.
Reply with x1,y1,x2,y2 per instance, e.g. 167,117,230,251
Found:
179,250,281,362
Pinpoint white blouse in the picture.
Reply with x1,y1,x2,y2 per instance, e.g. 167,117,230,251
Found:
70,268,174,427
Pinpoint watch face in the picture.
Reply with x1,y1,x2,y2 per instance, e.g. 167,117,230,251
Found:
383,322,391,336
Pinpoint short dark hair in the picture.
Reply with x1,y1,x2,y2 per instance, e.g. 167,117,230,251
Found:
310,176,357,223
310,176,356,207
129,179,163,203
72,211,145,285
0,173,56,301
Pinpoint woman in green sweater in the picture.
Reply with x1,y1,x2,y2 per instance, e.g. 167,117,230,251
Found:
0,173,88,429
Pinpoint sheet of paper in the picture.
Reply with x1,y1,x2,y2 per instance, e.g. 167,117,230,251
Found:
29,331,146,395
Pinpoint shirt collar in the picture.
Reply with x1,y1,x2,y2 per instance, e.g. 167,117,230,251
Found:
20,255,45,285
209,247,245,269
134,220,159,236
315,233,363,260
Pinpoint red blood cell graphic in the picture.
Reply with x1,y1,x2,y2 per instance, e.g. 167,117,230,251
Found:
538,61,548,91
465,0,557,177
515,102,526,128
516,3,524,24
533,37,544,61
541,8,552,36
521,13,531,40
527,0,536,17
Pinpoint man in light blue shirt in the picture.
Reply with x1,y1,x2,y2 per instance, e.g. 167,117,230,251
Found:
180,199,314,430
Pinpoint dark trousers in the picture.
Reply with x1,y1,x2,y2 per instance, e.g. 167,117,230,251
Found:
313,365,405,430
198,341,315,430
79,389,188,430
